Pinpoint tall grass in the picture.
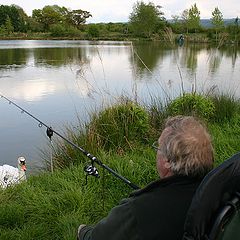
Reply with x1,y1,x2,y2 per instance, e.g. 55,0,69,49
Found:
0,147,157,240
0,165,105,240
88,99,150,151
209,114,240,165
209,94,240,123
1,93,240,239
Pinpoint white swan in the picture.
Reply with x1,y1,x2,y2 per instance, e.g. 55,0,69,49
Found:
0,156,27,188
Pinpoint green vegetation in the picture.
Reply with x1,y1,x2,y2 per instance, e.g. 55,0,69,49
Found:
0,2,239,43
129,1,165,38
0,4,28,33
187,3,201,33
167,93,215,121
88,100,150,151
50,24,82,38
211,7,224,42
210,94,240,123
1,93,240,239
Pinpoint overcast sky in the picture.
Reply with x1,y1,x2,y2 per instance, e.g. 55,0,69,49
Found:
1,0,239,23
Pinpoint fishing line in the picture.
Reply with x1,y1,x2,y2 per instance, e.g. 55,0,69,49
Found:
0,94,140,190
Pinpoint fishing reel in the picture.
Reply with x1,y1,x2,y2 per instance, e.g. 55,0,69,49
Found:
84,162,100,185
84,163,99,178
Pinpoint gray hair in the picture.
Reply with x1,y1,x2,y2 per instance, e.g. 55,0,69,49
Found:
160,116,214,177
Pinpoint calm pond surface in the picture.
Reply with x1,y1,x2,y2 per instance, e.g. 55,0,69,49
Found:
0,40,239,172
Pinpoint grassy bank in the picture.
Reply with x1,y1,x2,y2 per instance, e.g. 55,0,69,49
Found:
1,93,240,239
0,148,156,240
0,31,236,45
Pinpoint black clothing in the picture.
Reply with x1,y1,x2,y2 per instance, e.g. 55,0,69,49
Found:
79,175,202,240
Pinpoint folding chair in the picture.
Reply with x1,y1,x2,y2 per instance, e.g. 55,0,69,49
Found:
182,152,240,240
208,192,240,239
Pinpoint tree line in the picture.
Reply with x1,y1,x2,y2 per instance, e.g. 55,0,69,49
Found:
0,4,92,36
0,2,239,42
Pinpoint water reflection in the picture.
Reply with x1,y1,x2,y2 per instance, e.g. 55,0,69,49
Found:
128,41,240,99
130,42,173,77
0,49,28,67
1,79,56,101
220,45,239,68
208,50,223,74
0,40,240,169
33,48,90,67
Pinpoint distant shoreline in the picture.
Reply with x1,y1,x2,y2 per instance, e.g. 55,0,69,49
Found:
0,32,239,46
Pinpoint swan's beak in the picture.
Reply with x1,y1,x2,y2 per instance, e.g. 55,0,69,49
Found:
21,165,27,171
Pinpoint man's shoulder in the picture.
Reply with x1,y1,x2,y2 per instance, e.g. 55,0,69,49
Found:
130,175,203,198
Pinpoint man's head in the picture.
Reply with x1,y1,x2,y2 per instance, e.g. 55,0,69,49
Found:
156,116,214,178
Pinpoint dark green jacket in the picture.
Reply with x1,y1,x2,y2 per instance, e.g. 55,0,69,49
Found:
79,175,202,240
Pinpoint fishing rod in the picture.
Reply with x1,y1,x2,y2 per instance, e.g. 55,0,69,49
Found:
0,94,140,190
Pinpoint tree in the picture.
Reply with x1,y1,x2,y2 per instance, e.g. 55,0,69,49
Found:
0,25,6,35
27,16,44,32
0,4,26,32
211,7,224,41
171,15,184,33
129,1,165,37
32,5,92,31
181,9,189,33
87,24,100,38
32,5,63,31
12,5,29,32
66,9,92,29
188,3,201,33
5,15,14,34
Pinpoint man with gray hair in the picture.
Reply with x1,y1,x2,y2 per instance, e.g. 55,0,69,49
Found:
78,116,214,240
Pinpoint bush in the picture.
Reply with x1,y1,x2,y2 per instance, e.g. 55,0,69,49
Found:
206,28,215,40
66,26,82,37
50,24,66,37
0,25,6,35
87,100,150,151
167,93,215,120
210,94,239,123
50,24,81,37
87,24,100,38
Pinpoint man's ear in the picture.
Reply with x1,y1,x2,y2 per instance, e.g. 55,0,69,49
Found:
164,161,171,169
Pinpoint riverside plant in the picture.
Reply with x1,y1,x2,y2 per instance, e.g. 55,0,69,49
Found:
166,93,216,121
87,99,150,152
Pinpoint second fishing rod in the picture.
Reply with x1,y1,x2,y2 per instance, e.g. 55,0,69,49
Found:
0,94,140,190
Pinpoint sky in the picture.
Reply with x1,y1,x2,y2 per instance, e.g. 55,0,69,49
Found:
1,0,240,23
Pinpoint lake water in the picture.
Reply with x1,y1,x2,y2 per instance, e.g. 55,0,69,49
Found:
0,40,239,171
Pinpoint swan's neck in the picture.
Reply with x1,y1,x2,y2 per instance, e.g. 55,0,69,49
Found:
18,167,26,181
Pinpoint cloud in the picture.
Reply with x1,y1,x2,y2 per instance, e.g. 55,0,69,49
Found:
1,79,56,101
